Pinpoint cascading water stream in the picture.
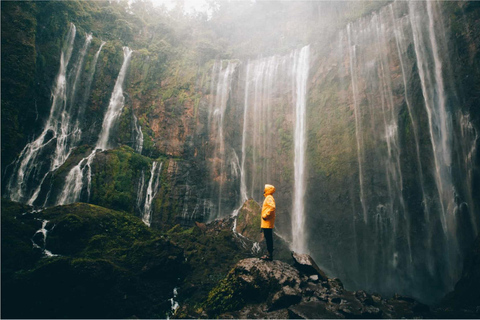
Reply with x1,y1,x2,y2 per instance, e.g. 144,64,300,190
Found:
142,161,162,226
133,114,144,154
291,45,310,254
96,47,134,150
325,1,480,301
409,0,458,283
239,62,251,204
53,33,93,169
208,61,237,220
57,47,133,205
5,23,77,204
32,219,57,257
74,40,106,141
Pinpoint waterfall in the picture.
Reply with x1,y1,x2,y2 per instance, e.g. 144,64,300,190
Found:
57,47,133,206
133,113,144,154
320,0,480,302
208,61,237,220
137,170,146,211
32,219,57,257
56,150,96,205
239,62,251,204
142,161,162,226
390,3,433,272
5,23,77,204
75,40,106,137
53,33,93,171
409,0,458,284
410,1,453,233
97,47,133,150
291,45,310,254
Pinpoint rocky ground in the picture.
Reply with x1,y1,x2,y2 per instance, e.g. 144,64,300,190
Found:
2,198,480,319
197,254,431,319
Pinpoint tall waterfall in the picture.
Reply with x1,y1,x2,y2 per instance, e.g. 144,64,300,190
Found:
291,46,310,254
142,161,162,226
327,0,479,302
57,47,133,205
208,61,237,219
5,24,79,204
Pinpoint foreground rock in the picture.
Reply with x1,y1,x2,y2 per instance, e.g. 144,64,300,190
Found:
2,201,186,319
204,254,430,319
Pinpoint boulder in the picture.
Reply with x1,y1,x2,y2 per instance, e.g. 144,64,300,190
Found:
287,300,339,319
205,253,432,319
235,199,263,242
292,252,328,281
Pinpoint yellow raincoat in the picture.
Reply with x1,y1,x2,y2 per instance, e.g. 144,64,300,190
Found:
261,184,276,229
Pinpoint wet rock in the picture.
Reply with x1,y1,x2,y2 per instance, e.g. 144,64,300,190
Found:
288,301,339,319
309,274,319,282
292,252,328,281
205,252,432,319
268,285,302,311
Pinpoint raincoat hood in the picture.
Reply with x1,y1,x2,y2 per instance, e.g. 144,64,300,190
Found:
264,184,276,196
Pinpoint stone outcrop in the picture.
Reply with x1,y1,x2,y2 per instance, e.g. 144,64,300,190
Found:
292,252,328,281
235,199,263,242
204,254,431,319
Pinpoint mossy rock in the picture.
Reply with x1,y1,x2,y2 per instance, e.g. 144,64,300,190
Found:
235,199,263,242
1,200,43,274
2,201,185,319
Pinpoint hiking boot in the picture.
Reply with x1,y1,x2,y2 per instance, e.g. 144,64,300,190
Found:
260,253,273,261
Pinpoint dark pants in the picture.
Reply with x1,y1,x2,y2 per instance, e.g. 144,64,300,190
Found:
262,228,273,254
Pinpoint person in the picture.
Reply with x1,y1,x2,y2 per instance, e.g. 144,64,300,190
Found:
260,184,276,261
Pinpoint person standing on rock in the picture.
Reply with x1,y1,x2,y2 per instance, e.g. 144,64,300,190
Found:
261,184,276,261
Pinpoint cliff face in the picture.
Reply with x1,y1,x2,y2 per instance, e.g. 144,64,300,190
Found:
2,0,480,304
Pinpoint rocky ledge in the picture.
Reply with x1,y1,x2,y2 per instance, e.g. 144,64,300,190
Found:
203,253,430,319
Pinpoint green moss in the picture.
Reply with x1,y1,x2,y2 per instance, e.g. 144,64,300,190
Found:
204,269,245,317
1,200,43,274
2,201,185,318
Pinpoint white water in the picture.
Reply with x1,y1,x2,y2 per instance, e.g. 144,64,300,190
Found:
56,150,97,205
97,47,133,150
291,45,310,254
57,47,133,206
53,33,93,170
133,113,144,154
137,170,146,211
390,3,432,263
6,24,77,204
142,161,162,226
209,61,237,219
409,1,458,283
239,62,251,203
168,287,180,316
32,220,57,257
74,40,106,138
